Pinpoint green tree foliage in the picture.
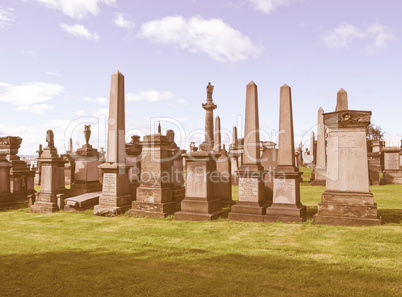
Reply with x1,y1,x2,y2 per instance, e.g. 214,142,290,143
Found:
367,124,384,141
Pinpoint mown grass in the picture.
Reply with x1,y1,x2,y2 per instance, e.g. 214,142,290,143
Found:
1,178,401,296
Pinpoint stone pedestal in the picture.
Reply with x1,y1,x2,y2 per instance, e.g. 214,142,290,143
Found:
261,144,277,207
0,159,15,210
128,134,176,218
31,137,66,213
314,109,381,226
175,151,226,221
61,153,75,187
380,147,402,185
265,85,306,223
216,148,234,207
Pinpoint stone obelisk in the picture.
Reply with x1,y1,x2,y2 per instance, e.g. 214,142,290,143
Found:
94,71,132,216
214,115,222,151
311,107,326,186
336,88,348,111
228,81,268,222
314,89,381,226
199,82,217,151
265,85,306,222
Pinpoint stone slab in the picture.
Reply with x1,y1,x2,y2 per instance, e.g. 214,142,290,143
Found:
64,191,101,212
175,209,227,221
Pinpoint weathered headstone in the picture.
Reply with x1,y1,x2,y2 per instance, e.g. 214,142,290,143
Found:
265,85,306,223
311,107,326,186
314,96,381,226
128,132,176,218
69,125,102,196
199,82,217,151
175,150,226,220
31,130,66,213
216,144,234,207
0,146,14,210
228,81,268,222
94,71,132,216
380,147,402,184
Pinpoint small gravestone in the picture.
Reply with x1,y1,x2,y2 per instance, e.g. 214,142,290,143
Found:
31,130,66,213
380,147,402,184
175,150,226,220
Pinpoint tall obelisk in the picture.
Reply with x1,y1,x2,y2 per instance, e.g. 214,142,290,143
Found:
199,82,217,151
311,107,326,186
229,81,268,222
265,84,306,222
94,71,132,216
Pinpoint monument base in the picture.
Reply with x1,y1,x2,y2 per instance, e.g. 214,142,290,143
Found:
228,202,268,222
128,201,177,218
30,193,65,213
175,198,227,221
313,191,382,226
30,201,58,213
264,204,306,223
94,194,132,216
380,170,402,185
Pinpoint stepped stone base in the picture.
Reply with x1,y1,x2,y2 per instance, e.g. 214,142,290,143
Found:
128,201,177,218
264,203,306,223
175,198,227,221
228,202,268,222
313,191,382,226
94,194,132,216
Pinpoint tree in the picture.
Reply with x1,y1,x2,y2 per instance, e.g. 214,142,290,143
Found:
366,124,384,141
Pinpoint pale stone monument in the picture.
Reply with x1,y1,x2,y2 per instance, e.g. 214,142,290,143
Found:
199,82,217,151
126,135,142,200
265,85,306,223
31,130,66,213
175,150,226,220
0,145,14,210
311,107,326,186
381,147,402,184
214,115,222,152
94,71,132,216
69,125,102,196
261,141,277,205
128,131,176,218
229,126,241,185
228,81,268,222
216,144,234,207
314,90,381,226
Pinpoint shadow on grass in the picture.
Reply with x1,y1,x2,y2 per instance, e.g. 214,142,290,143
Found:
378,209,402,224
0,251,399,297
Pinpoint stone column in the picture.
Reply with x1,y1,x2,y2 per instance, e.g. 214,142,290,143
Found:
228,81,268,222
265,85,306,223
311,107,326,186
199,82,217,151
232,126,238,147
31,130,66,213
216,145,234,207
214,115,221,151
94,71,132,216
314,108,381,226
0,153,14,210
128,133,176,217
175,150,226,220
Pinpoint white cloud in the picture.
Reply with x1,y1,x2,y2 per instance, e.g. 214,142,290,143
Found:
75,110,88,116
0,7,14,28
21,50,38,59
113,13,135,29
60,23,99,40
0,81,63,105
83,96,108,104
126,90,173,102
249,0,289,14
322,22,394,55
45,71,61,77
16,104,53,115
138,15,262,62
176,98,189,106
35,0,116,19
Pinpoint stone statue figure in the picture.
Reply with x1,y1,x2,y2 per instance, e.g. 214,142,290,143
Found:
206,82,214,101
46,130,55,148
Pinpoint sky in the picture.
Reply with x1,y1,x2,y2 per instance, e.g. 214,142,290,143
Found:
0,0,401,155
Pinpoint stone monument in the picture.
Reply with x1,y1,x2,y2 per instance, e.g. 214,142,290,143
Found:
381,147,402,184
216,144,234,207
261,141,277,205
199,82,217,151
311,107,326,186
265,85,306,223
31,130,66,213
94,71,132,216
0,144,14,210
175,150,226,220
126,135,142,200
314,90,381,226
228,81,268,222
214,115,222,152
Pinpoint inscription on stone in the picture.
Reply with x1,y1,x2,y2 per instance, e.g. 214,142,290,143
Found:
273,178,295,204
103,173,117,195
238,177,258,202
384,153,399,170
186,163,206,198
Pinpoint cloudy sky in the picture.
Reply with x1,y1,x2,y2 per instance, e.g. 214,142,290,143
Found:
1,0,401,154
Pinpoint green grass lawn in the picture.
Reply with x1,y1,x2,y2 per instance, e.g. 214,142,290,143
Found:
1,182,401,296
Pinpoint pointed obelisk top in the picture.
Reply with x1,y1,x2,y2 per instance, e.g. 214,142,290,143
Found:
277,84,295,166
158,121,161,134
336,88,348,111
247,81,256,86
